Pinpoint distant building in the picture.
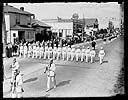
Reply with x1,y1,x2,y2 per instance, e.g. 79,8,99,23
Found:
42,15,98,39
42,19,73,39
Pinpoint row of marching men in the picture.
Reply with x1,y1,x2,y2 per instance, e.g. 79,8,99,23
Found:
19,42,106,64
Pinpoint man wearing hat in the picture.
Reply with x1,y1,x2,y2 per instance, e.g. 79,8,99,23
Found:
44,44,48,59
75,47,81,62
39,43,44,59
28,43,32,58
53,44,57,60
81,46,86,62
44,59,56,92
36,43,40,58
62,45,66,61
67,45,71,61
85,46,90,62
71,47,75,61
98,46,105,64
90,47,96,63
48,46,53,59
23,43,28,58
10,58,20,94
57,46,62,60
32,43,36,58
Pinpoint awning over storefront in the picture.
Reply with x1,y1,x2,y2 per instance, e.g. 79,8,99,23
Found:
11,25,34,31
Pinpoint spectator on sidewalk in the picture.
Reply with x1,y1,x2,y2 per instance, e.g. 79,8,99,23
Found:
91,40,96,50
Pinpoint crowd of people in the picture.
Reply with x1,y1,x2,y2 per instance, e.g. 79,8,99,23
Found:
16,39,105,64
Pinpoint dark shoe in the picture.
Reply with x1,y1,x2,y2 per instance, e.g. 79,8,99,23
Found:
46,89,50,92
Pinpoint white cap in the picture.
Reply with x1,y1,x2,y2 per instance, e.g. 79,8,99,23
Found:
87,46,89,49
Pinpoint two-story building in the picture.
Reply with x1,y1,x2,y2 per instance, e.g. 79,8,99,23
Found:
4,4,36,44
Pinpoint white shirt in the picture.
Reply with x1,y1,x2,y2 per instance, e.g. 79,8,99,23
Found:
85,49,90,55
47,63,56,77
99,50,105,57
20,46,23,51
90,50,96,56
58,47,62,52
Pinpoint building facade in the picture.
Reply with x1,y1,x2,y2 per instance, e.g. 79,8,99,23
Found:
42,19,73,39
4,4,36,44
42,14,99,39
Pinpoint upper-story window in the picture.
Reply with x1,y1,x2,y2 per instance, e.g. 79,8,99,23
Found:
16,15,20,25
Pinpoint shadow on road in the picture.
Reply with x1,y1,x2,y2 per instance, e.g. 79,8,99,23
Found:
57,80,71,88
23,77,38,84
103,61,108,64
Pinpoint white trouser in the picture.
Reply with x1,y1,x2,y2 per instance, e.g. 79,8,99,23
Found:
32,50,36,58
76,53,79,61
19,50,23,57
47,76,56,90
23,50,27,58
36,51,39,58
16,86,23,98
71,53,75,61
99,55,104,64
86,54,90,62
48,51,52,59
28,51,31,57
53,52,57,59
90,55,95,63
81,53,85,62
57,52,61,60
67,52,71,61
44,51,48,59
62,52,66,60
39,51,44,59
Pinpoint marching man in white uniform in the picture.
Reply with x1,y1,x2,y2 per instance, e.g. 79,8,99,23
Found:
44,45,48,59
39,43,44,59
75,48,81,62
90,47,96,63
98,46,105,64
36,43,40,58
32,43,36,58
67,45,71,61
10,58,20,98
53,44,57,60
44,59,56,92
28,43,32,58
71,47,75,61
23,43,27,58
81,46,86,62
57,46,62,60
85,46,90,62
62,45,67,61
48,46,53,59
19,43,24,57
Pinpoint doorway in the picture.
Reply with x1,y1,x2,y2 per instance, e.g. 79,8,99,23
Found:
18,31,25,43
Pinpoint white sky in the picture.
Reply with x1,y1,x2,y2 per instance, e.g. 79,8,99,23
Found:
8,2,121,29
